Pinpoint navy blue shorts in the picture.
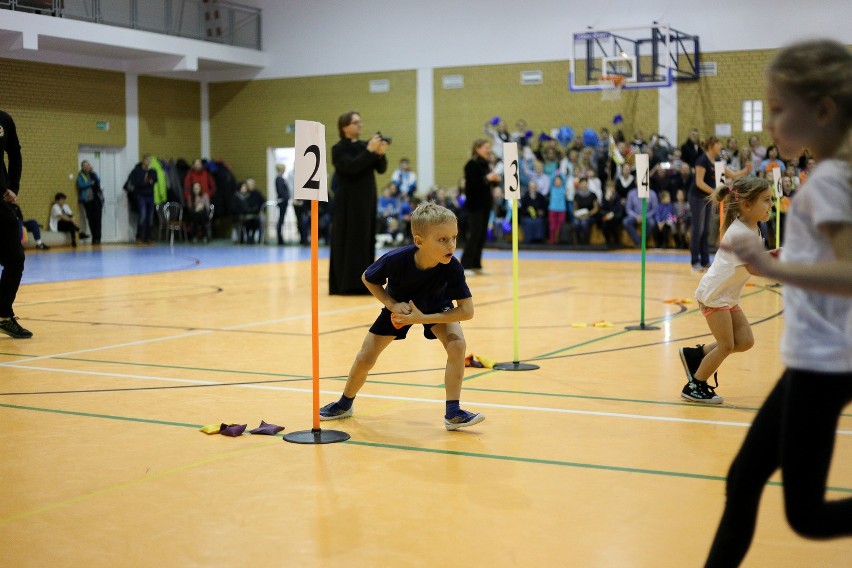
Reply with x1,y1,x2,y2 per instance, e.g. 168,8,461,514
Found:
369,306,452,341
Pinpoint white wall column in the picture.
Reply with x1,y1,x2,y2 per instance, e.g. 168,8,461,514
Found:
125,72,139,163
416,67,434,193
658,81,678,149
200,80,211,158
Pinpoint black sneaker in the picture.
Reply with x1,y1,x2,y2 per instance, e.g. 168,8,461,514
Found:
681,374,723,404
36,242,50,250
319,401,353,421
679,344,705,382
0,317,33,339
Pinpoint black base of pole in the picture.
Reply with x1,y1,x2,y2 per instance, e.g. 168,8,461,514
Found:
283,428,350,444
493,361,540,371
625,323,660,331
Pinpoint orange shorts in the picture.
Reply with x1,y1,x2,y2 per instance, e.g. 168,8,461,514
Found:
699,303,743,317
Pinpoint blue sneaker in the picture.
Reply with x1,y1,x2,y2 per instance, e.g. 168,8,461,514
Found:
444,409,486,431
319,402,353,421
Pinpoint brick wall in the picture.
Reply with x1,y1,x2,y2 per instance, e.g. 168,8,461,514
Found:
0,58,124,220
677,49,774,149
138,75,201,162
208,70,417,192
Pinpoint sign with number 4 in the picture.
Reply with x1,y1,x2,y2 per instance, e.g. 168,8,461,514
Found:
294,120,329,202
635,154,649,198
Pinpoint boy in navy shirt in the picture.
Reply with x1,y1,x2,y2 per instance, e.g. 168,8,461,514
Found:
320,202,485,430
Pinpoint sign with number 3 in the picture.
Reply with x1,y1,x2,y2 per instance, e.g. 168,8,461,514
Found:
294,120,329,202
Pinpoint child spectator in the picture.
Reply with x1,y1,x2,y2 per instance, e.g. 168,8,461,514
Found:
319,202,485,430
547,173,568,244
672,189,691,249
652,190,677,248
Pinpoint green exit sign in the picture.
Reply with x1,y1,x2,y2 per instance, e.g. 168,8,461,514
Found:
96,121,110,131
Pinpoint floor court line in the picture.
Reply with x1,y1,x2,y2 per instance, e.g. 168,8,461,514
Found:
0,401,849,525
4,364,851,434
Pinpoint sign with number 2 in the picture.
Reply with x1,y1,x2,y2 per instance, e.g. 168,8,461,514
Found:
294,120,329,202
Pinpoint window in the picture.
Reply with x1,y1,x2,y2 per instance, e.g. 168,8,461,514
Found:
742,100,763,133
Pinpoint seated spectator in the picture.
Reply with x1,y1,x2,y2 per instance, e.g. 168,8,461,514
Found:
230,179,264,243
584,168,603,203
598,180,624,247
11,203,49,249
622,186,659,247
377,184,400,234
390,158,417,197
572,177,600,245
398,193,414,243
183,159,216,203
49,192,87,247
520,181,547,243
185,182,211,242
652,190,677,248
615,163,635,201
487,186,510,241
673,189,691,249
759,145,786,177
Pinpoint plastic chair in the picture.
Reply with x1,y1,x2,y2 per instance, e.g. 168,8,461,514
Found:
162,202,186,246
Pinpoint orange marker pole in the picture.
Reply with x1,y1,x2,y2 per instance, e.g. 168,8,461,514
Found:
719,201,725,239
311,200,320,431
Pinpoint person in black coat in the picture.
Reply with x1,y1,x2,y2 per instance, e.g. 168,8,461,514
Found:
328,111,388,295
274,163,290,245
460,139,500,274
0,108,32,339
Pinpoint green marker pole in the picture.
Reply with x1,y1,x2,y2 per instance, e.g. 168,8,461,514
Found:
626,153,659,332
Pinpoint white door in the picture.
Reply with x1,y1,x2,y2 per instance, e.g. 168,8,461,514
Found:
78,146,130,243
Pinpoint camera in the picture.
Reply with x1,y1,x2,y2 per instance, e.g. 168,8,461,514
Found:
376,131,392,144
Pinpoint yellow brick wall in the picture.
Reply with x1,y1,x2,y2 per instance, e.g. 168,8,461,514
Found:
209,70,417,192
677,49,774,149
0,58,125,220
138,76,201,161
434,60,659,187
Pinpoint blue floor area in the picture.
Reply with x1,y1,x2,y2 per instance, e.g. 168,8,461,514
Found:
20,242,691,284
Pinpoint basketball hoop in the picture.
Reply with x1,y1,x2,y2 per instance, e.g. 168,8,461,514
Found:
599,75,626,101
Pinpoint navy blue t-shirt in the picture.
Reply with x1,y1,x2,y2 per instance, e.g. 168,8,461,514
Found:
364,245,471,312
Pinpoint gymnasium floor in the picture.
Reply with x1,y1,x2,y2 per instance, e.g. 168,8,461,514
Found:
1,243,850,567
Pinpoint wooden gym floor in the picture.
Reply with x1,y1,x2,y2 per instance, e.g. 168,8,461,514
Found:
0,244,849,567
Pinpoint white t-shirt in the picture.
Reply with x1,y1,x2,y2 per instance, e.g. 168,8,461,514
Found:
49,203,73,232
695,218,759,308
780,159,852,373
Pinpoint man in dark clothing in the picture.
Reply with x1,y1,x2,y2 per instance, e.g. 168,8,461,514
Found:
127,155,158,244
328,111,388,295
0,109,32,339
275,163,290,245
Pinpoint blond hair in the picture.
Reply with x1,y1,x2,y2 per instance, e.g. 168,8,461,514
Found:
767,40,852,182
409,201,457,238
710,176,771,230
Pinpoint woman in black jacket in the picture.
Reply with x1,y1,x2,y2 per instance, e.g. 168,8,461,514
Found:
460,139,500,274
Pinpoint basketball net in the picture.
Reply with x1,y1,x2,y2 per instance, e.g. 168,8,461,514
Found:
599,75,625,101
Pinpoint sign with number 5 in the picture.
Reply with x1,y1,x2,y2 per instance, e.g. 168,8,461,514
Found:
294,120,329,202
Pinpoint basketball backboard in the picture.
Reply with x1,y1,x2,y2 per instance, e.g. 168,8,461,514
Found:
569,24,700,92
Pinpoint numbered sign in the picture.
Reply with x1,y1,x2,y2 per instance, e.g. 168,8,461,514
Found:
635,153,649,198
772,167,782,198
503,142,520,200
294,120,329,202
714,161,726,189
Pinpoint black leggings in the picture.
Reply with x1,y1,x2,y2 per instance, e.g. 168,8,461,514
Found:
706,368,852,567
